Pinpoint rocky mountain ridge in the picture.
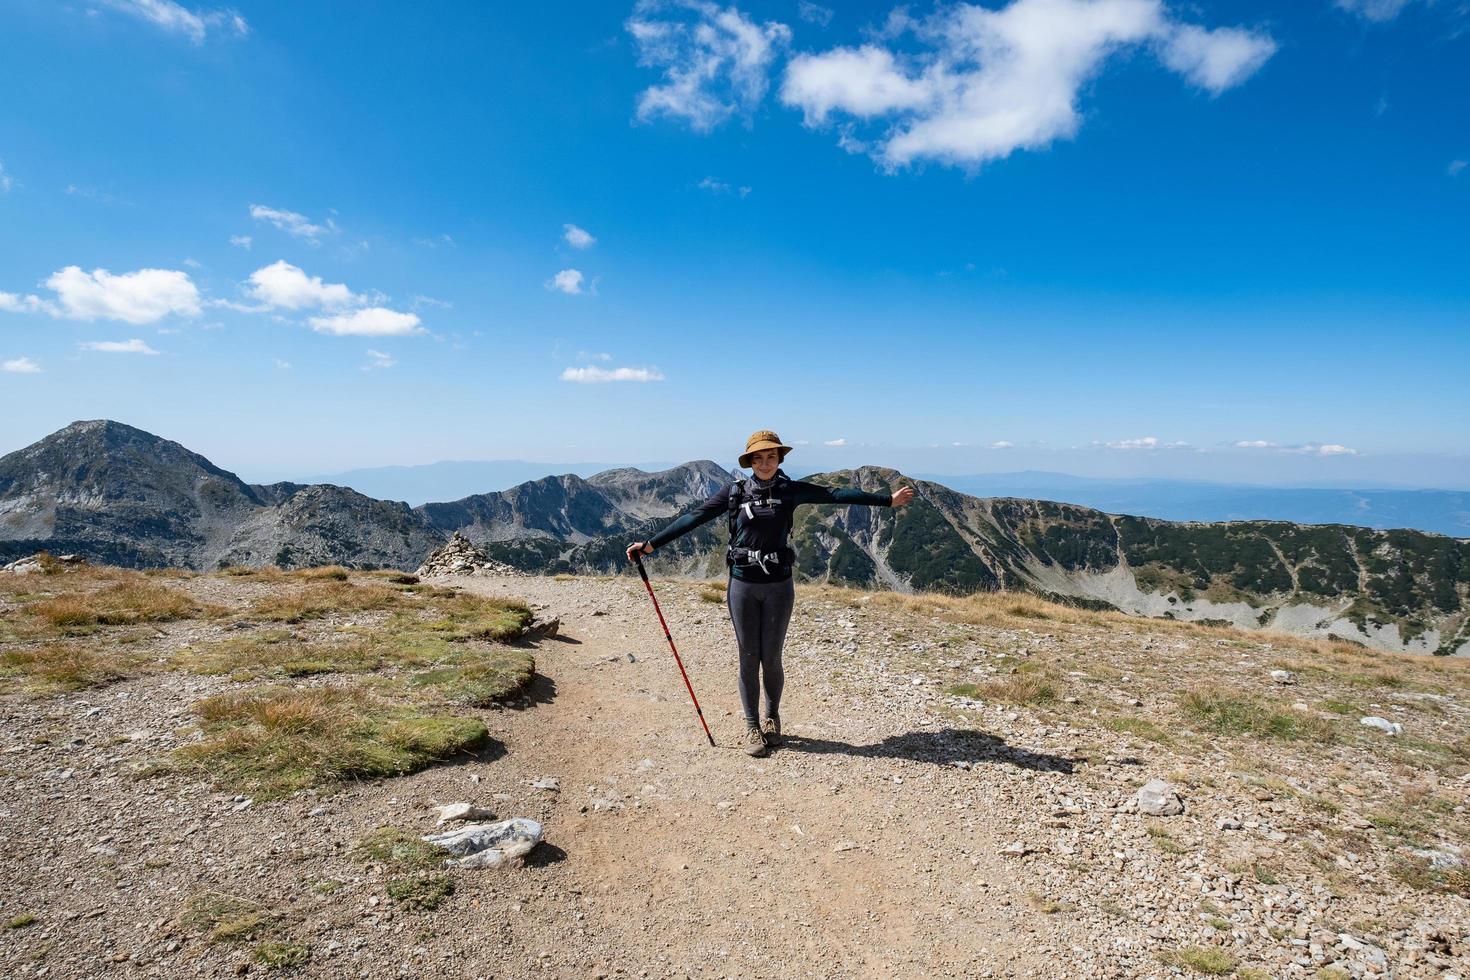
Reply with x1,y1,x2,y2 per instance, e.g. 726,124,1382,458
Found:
2,420,1466,654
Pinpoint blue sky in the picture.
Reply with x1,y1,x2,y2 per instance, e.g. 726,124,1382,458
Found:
0,0,1466,487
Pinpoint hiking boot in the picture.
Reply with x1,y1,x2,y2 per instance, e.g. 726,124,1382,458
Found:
761,716,782,747
743,726,768,757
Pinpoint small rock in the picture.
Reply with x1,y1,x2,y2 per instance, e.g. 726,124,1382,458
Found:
1217,818,1242,831
434,802,495,826
1134,779,1184,816
1359,716,1402,736
999,840,1030,857
1270,670,1297,685
421,818,543,870
531,777,561,792
833,841,857,852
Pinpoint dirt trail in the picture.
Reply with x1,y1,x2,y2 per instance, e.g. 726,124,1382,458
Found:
449,574,1066,980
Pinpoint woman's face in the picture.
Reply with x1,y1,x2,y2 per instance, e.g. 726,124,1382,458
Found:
749,448,780,480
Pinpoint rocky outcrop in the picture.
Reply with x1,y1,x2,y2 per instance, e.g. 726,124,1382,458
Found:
416,532,520,578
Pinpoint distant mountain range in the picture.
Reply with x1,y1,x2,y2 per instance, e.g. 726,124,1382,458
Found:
917,472,1470,538
298,461,1470,536
2,421,1466,656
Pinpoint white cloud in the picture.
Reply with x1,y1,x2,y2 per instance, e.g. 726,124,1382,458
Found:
230,234,253,250
990,440,1014,449
363,349,397,371
1235,439,1359,456
697,176,753,196
559,365,666,383
1335,0,1414,22
1450,160,1467,177
1107,436,1160,450
0,160,13,193
1314,444,1358,456
3,356,41,374
563,224,597,249
308,308,423,337
1233,439,1277,449
413,234,456,248
778,0,1276,169
274,358,291,370
798,2,834,27
824,437,847,446
412,295,453,309
80,338,160,355
247,260,356,310
546,269,585,295
627,0,792,131
3,266,201,324
1159,25,1277,95
249,204,334,244
101,0,249,44
0,292,48,315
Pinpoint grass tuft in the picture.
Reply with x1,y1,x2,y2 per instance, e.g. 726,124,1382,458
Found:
1179,687,1338,743
1161,946,1236,975
173,687,488,797
0,643,139,693
252,940,311,969
387,875,455,910
28,579,206,631
182,892,274,943
358,827,449,871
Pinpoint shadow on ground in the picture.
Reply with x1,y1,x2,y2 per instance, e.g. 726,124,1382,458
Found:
781,727,1077,773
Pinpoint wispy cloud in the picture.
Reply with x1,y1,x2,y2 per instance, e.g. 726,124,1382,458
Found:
559,365,665,383
412,234,456,248
989,440,1014,449
1103,436,1193,451
797,2,834,27
229,234,252,250
100,0,249,44
545,269,585,295
697,176,752,196
1,266,201,324
80,338,160,355
249,204,334,244
309,308,423,337
0,160,14,194
1233,439,1360,456
627,0,792,131
274,358,292,370
824,437,847,446
1335,0,1415,22
779,0,1275,170
1450,160,1467,177
563,224,597,249
3,356,41,374
362,349,397,371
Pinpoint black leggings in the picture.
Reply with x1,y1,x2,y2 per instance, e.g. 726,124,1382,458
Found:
726,576,795,728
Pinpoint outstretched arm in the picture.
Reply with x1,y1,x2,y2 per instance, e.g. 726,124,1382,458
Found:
790,482,915,508
626,484,732,562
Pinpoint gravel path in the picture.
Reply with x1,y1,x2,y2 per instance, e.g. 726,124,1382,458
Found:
1,570,1466,978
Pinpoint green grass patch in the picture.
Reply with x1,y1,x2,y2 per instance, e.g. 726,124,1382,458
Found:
182,892,275,943
357,828,449,871
1179,687,1338,743
252,940,311,969
172,687,488,797
1100,714,1173,744
966,674,1057,706
1146,824,1186,854
6,913,36,929
0,643,141,694
1161,947,1236,975
405,647,536,706
387,875,455,910
245,581,405,623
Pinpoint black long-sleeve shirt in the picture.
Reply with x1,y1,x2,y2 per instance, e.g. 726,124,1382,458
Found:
647,473,893,583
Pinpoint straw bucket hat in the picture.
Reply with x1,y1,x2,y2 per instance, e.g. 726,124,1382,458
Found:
739,429,793,469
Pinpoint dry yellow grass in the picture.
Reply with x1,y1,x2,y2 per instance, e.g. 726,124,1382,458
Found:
26,578,209,630
0,643,139,693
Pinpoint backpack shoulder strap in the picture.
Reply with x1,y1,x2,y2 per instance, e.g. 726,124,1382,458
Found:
727,478,746,538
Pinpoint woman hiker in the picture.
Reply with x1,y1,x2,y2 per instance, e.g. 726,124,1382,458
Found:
625,429,915,757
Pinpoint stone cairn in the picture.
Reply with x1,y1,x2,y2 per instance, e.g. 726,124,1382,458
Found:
416,531,520,578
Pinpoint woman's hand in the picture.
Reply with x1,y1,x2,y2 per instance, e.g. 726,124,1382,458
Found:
625,541,653,563
891,486,916,508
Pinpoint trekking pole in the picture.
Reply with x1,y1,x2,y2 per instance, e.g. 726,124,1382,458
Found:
634,554,716,747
